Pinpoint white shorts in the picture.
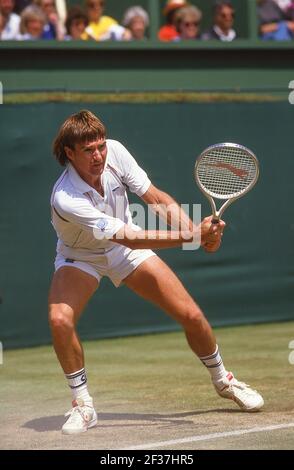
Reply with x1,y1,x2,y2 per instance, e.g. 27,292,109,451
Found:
54,245,156,287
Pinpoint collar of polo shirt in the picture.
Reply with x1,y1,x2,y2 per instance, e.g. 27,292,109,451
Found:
67,163,94,194
67,159,109,196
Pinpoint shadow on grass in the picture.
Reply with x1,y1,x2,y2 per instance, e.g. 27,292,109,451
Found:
23,409,240,432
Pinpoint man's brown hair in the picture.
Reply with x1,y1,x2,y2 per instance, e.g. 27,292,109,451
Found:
53,109,107,166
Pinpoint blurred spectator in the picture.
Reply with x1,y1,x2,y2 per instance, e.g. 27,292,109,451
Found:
85,0,129,41
158,0,188,41
65,5,91,40
202,1,236,41
273,0,292,11
14,0,31,15
277,0,294,19
122,5,149,40
34,0,64,39
0,10,3,34
174,5,202,40
0,0,20,39
55,0,67,28
286,1,294,19
257,0,294,39
17,4,46,39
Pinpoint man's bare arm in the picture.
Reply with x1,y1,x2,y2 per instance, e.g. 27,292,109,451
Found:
111,216,224,252
141,184,197,232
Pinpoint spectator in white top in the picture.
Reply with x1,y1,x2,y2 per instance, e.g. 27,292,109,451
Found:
0,0,20,39
122,5,149,40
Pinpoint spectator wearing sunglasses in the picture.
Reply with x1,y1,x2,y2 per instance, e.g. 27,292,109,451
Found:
158,0,188,41
174,5,202,40
202,1,237,41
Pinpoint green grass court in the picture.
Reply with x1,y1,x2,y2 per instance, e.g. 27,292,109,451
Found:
1,321,294,450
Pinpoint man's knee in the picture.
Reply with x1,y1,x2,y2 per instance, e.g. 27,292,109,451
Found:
180,302,204,329
48,304,74,335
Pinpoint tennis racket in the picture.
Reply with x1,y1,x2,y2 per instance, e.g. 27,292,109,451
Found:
194,143,259,223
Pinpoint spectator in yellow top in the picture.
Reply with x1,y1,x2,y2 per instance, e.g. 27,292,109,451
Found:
85,0,128,41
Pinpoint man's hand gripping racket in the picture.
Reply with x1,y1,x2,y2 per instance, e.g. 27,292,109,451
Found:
194,143,259,252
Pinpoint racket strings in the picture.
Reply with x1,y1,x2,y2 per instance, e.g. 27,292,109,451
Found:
196,148,257,199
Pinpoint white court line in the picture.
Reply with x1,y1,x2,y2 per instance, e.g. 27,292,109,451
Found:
123,422,294,450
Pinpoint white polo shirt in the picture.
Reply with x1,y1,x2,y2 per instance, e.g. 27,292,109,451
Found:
0,13,20,40
51,139,151,261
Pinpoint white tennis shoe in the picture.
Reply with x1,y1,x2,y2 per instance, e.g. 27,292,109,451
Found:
62,398,97,435
213,372,264,412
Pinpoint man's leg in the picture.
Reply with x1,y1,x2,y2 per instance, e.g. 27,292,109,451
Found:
48,266,99,433
124,256,215,357
48,266,98,373
124,256,264,411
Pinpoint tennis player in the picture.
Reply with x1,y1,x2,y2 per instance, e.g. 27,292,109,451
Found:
49,110,264,435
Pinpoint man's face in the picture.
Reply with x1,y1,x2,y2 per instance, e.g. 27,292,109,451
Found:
215,5,234,31
0,0,14,16
65,138,107,179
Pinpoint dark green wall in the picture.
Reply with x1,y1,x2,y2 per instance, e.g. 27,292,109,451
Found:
0,101,293,349
1,42,293,93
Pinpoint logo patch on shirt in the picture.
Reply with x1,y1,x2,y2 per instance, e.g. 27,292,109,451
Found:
96,218,108,232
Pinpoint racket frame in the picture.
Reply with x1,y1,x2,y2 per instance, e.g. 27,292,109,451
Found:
195,143,259,222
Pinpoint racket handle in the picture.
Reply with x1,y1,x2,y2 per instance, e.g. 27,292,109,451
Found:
212,218,220,224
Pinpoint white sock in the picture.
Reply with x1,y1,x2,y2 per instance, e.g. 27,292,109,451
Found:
65,368,93,406
199,345,228,383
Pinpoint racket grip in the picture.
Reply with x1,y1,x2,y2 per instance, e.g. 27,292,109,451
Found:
212,218,220,224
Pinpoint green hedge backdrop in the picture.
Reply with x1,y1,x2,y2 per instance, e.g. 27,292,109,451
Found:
0,101,293,348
